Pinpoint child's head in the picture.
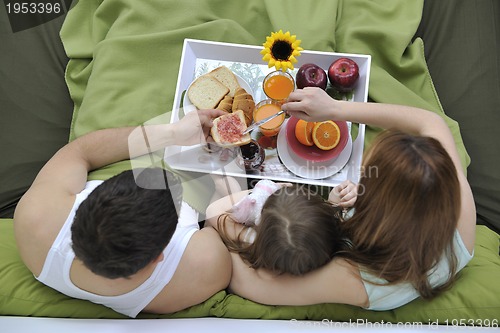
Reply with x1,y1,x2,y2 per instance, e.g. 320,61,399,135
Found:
220,184,346,276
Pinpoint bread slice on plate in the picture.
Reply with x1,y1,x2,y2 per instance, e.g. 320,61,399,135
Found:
211,110,251,147
187,75,229,109
209,66,241,97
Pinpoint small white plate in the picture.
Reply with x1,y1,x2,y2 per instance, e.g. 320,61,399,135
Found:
182,73,254,114
277,119,353,179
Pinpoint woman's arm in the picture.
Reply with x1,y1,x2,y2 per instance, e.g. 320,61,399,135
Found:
229,253,368,307
283,88,476,252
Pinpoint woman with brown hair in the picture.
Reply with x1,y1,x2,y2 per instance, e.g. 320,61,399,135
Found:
206,179,354,276
224,87,475,310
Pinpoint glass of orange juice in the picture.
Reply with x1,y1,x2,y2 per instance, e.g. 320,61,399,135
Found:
253,99,286,137
262,70,295,101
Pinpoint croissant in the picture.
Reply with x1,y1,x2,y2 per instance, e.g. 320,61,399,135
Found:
216,96,233,113
232,88,255,126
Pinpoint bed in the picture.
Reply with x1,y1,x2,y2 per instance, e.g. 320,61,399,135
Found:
1,0,499,329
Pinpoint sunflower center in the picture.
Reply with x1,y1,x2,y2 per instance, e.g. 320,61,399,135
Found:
271,40,293,61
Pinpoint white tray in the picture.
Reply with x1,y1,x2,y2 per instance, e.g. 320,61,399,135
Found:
165,39,371,187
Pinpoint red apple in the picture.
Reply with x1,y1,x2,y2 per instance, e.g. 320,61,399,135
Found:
328,58,359,93
295,63,328,90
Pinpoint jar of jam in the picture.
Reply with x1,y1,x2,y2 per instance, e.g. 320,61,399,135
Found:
238,140,265,172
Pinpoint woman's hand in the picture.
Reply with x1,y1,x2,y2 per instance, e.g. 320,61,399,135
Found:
328,180,358,208
282,87,341,122
171,109,226,146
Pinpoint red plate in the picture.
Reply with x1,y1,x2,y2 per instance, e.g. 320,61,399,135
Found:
285,116,349,163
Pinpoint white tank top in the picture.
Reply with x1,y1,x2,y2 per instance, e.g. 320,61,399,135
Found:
36,180,199,317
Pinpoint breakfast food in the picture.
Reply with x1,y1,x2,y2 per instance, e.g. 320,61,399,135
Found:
312,120,341,150
263,71,295,100
295,119,341,150
232,87,255,126
253,99,284,137
328,57,359,93
187,75,229,109
211,110,251,147
187,66,252,113
216,96,234,113
294,119,315,146
208,66,241,97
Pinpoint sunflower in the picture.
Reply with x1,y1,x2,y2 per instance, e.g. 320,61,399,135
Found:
261,30,303,72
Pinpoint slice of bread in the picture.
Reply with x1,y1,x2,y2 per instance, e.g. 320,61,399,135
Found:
209,66,241,97
187,75,229,109
211,110,251,147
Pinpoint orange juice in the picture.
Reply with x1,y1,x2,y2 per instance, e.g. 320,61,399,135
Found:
254,100,285,137
263,71,295,100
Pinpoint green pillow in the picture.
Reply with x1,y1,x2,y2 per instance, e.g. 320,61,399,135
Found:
1,219,498,321
0,5,73,218
415,0,500,233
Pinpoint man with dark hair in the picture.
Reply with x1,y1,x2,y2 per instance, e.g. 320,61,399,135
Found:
71,168,182,279
13,109,231,317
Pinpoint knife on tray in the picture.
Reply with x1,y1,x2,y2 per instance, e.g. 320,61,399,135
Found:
242,110,286,135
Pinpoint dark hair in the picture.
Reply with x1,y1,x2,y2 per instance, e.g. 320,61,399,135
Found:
340,130,460,299
71,168,183,279
219,185,347,275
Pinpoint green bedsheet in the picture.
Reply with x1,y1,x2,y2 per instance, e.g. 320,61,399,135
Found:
3,0,496,322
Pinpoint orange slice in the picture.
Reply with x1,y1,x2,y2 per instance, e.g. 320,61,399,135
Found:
295,119,315,146
312,121,341,150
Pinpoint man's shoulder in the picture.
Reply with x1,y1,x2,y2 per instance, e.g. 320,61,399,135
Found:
13,183,76,276
172,227,232,287
145,227,231,313
184,227,231,268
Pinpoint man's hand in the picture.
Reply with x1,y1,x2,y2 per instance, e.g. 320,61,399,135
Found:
171,109,226,146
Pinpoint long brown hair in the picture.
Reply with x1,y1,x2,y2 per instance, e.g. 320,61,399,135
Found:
340,130,460,299
218,184,347,275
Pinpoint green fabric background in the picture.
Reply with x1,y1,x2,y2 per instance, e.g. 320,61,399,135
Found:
0,5,73,218
415,0,500,233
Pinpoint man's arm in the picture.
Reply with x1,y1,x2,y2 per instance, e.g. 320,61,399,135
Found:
14,109,225,275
